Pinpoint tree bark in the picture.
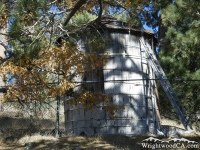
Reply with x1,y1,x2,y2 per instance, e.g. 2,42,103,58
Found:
63,0,87,26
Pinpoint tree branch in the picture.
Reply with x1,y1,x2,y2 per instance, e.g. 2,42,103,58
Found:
104,0,127,10
47,0,57,6
96,0,103,23
63,0,87,26
0,55,13,65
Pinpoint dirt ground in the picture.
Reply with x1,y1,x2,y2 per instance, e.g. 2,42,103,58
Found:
1,133,200,150
0,134,144,150
0,103,200,150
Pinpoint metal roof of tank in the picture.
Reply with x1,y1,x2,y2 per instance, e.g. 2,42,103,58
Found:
94,15,155,35
56,16,156,46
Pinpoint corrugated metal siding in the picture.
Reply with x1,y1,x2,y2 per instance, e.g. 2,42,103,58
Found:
64,29,160,136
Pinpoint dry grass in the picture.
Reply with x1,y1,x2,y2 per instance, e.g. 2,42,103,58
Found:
161,116,198,131
161,117,185,128
0,103,200,149
1,133,200,150
0,134,146,150
18,134,58,144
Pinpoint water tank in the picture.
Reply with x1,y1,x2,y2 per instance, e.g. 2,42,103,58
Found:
64,16,161,136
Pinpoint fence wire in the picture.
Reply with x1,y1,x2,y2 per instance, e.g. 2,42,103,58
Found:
0,79,199,140
0,97,65,141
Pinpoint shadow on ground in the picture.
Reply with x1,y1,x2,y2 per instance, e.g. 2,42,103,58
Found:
1,134,200,150
0,135,147,150
1,116,200,150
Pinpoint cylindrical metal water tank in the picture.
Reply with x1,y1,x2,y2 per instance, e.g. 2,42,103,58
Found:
64,16,161,136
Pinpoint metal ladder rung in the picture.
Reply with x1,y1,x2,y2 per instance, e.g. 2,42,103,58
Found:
140,38,192,130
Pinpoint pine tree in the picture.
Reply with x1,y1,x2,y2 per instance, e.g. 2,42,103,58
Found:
159,0,200,116
137,0,200,121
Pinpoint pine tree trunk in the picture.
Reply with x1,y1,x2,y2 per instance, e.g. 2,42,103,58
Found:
157,19,167,49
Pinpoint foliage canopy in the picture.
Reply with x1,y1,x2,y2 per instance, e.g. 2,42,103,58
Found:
0,0,149,115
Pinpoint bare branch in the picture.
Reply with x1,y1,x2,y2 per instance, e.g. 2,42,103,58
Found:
104,0,127,10
47,0,57,6
48,10,65,15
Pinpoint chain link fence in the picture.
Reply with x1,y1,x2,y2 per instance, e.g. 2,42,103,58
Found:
0,80,199,140
0,97,65,141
